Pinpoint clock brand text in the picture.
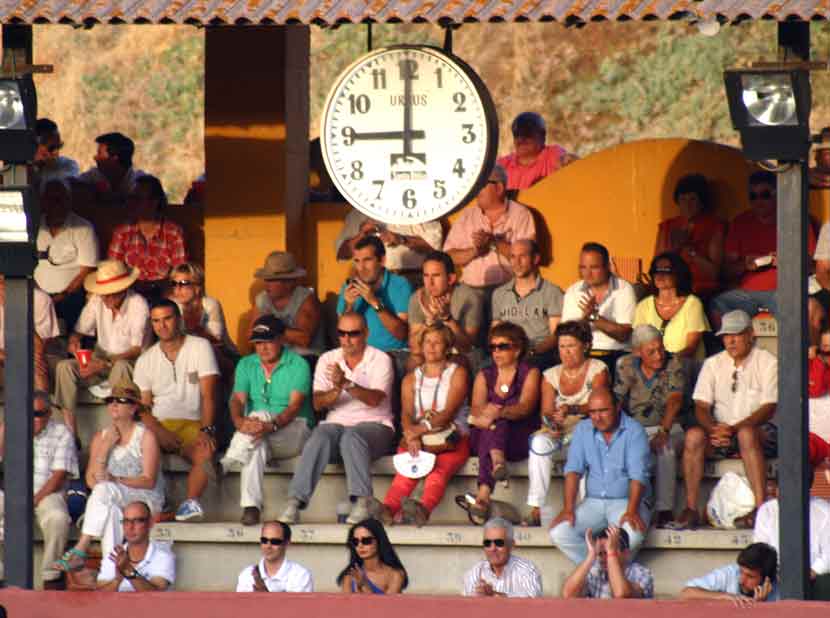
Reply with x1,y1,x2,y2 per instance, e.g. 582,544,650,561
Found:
390,94,428,106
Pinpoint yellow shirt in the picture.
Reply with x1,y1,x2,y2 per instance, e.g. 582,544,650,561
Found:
634,295,710,359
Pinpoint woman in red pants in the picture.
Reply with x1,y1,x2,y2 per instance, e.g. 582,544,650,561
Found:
382,323,470,526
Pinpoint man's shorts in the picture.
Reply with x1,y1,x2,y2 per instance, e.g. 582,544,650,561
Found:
160,419,202,450
710,422,777,459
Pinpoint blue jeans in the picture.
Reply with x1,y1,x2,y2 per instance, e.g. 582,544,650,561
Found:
549,497,653,564
710,288,777,317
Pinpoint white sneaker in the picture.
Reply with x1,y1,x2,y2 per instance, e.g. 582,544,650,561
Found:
346,496,381,524
279,498,301,524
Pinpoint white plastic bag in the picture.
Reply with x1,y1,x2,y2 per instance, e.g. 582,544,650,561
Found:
706,471,756,529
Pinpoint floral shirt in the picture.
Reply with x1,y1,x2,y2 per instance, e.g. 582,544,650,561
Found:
108,220,187,282
614,353,688,428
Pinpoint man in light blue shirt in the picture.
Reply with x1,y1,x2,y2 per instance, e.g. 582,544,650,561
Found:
337,235,411,352
680,543,779,605
549,387,652,564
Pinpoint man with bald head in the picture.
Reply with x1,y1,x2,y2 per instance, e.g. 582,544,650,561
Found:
97,501,175,591
280,312,395,525
236,521,313,592
550,387,652,564
492,238,563,370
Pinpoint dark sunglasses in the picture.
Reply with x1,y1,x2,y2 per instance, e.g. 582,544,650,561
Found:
171,280,194,287
32,409,49,418
338,329,363,338
105,397,135,405
489,342,515,352
46,142,64,153
351,536,375,547
652,267,674,275
749,190,775,201
487,179,500,185
483,539,507,548
260,537,285,546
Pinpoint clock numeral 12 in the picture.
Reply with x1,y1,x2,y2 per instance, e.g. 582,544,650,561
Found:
399,60,419,81
453,159,466,178
351,161,364,180
402,189,417,210
433,180,447,199
349,94,371,114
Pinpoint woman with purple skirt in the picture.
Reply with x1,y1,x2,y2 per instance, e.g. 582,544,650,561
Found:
466,322,540,519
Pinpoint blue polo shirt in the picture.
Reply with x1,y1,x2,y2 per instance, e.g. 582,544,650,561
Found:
336,270,412,351
563,413,651,500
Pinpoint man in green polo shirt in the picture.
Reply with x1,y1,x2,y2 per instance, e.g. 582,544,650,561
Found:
223,315,314,526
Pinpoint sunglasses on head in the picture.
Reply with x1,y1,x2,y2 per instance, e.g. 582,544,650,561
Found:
105,397,135,405
338,329,363,338
749,190,775,201
260,537,285,546
171,280,193,287
483,538,507,548
489,342,515,352
351,536,375,547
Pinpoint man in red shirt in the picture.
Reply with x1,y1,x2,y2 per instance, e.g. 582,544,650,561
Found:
710,170,816,331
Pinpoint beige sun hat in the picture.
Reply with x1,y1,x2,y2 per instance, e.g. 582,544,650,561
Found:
254,251,307,280
84,259,140,295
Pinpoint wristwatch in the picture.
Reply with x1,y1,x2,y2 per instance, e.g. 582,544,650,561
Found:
343,381,356,392
123,568,139,580
200,425,217,436
371,300,386,313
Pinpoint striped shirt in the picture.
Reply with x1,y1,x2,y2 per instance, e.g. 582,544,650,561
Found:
462,555,542,598
33,420,79,494
585,560,654,598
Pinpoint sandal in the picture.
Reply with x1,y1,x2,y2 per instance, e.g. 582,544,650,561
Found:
53,548,87,573
492,463,509,483
733,508,758,529
665,507,700,530
455,494,490,525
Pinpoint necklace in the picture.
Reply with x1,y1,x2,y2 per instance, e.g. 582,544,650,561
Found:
496,367,517,395
416,363,446,419
561,363,587,380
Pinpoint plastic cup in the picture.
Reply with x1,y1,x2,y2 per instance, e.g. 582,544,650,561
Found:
75,349,92,369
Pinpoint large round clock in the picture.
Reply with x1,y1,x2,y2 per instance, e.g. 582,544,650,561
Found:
320,45,499,225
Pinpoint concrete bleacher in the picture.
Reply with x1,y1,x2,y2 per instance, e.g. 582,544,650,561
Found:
1,392,776,596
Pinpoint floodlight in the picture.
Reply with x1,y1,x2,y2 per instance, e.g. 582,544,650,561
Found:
0,187,38,276
0,76,37,163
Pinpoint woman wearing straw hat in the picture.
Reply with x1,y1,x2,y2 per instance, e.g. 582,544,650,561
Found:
53,377,164,573
54,259,150,435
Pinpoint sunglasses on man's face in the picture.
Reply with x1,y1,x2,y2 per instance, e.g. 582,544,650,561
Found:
171,280,193,287
489,342,515,352
351,536,375,547
46,142,64,153
749,190,775,201
652,267,673,275
338,329,363,338
105,397,135,405
483,538,507,548
32,410,49,418
260,537,285,546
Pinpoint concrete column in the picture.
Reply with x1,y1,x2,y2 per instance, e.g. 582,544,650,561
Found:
204,25,310,350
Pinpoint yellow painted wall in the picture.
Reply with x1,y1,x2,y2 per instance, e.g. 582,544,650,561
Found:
204,26,308,352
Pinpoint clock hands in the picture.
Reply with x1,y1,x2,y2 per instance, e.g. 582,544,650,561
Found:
349,130,426,141
392,58,426,166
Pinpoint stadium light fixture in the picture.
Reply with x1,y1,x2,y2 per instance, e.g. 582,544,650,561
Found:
0,75,37,163
0,187,38,276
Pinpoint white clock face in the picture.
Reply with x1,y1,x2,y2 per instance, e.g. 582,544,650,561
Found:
321,46,497,225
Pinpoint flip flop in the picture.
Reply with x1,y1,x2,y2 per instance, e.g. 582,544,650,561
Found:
455,494,489,525
53,548,87,573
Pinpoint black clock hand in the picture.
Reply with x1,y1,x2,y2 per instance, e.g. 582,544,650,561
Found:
403,64,413,158
352,130,425,141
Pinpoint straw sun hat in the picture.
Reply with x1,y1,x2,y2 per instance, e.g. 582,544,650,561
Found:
84,259,140,295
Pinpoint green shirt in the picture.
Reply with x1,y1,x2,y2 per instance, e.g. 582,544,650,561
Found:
233,349,315,428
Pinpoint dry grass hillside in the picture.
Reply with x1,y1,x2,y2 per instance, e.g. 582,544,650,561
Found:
25,20,830,202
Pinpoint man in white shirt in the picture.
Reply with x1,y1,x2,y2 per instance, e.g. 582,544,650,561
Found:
97,501,175,591
673,310,777,530
753,438,830,599
462,517,542,597
54,259,150,435
236,521,313,592
34,178,99,334
279,311,395,525
0,391,78,588
134,299,219,522
561,242,636,377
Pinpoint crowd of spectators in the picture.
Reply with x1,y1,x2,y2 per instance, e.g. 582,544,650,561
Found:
0,112,828,600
